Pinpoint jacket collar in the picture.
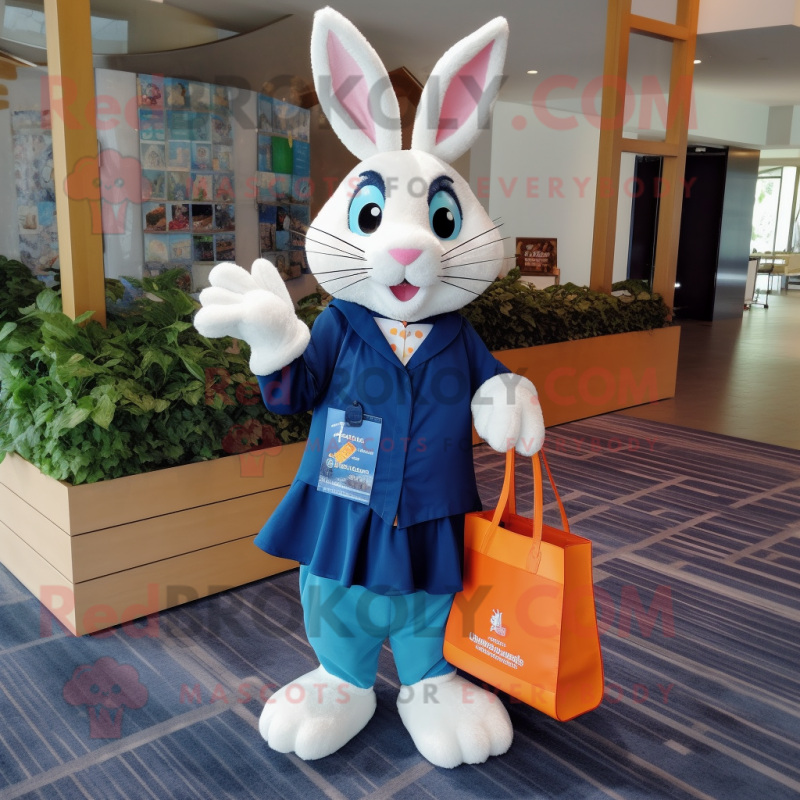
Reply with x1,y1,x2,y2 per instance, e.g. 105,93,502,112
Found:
330,299,463,369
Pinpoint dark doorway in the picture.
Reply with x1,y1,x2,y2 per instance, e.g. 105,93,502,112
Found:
674,149,728,320
626,146,759,320
627,156,663,284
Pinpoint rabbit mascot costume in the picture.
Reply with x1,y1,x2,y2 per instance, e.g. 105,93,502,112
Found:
195,7,544,769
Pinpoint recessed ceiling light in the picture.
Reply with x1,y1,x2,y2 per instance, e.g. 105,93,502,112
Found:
527,70,538,74
694,59,701,64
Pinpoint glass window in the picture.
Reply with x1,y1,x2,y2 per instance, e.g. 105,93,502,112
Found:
752,169,782,254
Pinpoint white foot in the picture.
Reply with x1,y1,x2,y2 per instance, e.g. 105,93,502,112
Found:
259,666,376,760
397,672,513,769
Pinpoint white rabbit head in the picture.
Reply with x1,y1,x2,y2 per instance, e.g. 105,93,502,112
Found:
308,7,508,322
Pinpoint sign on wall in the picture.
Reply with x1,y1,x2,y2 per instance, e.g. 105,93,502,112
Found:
516,237,559,279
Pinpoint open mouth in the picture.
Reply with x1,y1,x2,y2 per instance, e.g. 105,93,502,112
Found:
390,280,420,302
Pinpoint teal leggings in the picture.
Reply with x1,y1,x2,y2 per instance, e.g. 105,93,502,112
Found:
299,566,456,689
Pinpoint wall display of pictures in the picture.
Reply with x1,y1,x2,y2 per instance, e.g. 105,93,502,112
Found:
515,237,559,279
138,75,236,289
255,93,311,282
10,110,59,282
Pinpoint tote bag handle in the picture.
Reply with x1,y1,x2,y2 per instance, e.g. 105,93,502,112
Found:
478,449,569,574
502,449,570,535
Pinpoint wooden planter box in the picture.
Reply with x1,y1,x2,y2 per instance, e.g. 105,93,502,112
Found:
0,444,304,635
0,326,679,636
491,326,681,427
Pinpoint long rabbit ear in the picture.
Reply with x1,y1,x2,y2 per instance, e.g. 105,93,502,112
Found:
411,18,508,163
311,7,402,160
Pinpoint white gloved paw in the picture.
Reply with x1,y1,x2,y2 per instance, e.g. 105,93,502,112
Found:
194,259,310,375
472,374,545,455
397,672,513,768
259,665,376,760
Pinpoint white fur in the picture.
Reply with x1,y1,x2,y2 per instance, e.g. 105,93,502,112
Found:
196,10,540,768
472,374,545,455
308,149,505,321
194,259,310,375
411,18,509,163
397,672,513,768
259,665,376,760
311,7,402,161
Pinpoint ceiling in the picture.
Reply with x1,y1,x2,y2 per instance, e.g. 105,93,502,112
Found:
5,0,800,109
694,25,800,106
164,0,800,108
167,0,611,106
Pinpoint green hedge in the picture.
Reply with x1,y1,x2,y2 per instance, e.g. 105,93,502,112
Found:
0,258,670,485
460,269,672,351
0,257,310,484
293,268,672,351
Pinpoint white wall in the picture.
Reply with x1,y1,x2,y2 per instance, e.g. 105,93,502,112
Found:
488,100,601,287
699,0,800,33
0,66,47,263
94,69,143,281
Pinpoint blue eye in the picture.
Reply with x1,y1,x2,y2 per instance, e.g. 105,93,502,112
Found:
349,184,384,236
429,190,462,240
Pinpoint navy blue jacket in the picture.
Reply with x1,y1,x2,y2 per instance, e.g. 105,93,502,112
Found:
257,299,509,527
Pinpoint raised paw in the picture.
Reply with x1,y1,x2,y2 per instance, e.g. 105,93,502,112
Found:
259,666,376,760
396,672,513,768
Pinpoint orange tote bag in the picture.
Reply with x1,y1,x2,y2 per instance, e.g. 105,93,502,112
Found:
444,450,604,721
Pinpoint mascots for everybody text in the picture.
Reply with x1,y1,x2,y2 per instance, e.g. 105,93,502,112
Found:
195,7,544,769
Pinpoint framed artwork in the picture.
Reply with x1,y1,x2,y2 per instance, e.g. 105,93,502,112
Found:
214,174,235,202
167,171,191,201
137,75,164,108
271,136,293,175
193,234,214,261
191,204,214,231
292,140,310,177
165,78,190,108
189,82,211,111
191,142,212,171
213,145,233,172
214,204,235,231
255,93,311,281
215,233,235,262
257,135,272,173
138,74,239,279
168,141,191,170
191,173,212,201
142,170,166,201
139,109,165,141
258,204,277,255
140,142,165,170
516,237,558,275
170,233,192,262
212,85,230,109
143,202,167,232
168,203,190,230
211,111,233,145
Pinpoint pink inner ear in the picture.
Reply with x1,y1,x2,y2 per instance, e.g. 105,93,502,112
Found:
326,30,377,144
436,41,495,144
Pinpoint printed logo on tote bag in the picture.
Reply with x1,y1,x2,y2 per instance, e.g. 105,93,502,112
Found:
490,609,507,637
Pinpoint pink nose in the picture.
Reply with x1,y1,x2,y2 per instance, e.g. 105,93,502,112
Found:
389,248,423,266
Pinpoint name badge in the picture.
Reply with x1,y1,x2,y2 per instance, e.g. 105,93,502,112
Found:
317,407,382,505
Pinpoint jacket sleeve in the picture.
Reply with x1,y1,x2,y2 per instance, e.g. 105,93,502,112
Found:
461,317,511,394
256,306,346,415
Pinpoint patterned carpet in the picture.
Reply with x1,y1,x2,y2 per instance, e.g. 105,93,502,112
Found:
1,413,800,799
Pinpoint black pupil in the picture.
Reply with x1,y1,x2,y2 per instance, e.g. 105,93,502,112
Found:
358,203,382,234
432,207,456,238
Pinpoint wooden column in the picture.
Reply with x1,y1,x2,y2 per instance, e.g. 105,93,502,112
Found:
44,0,106,325
589,0,700,309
